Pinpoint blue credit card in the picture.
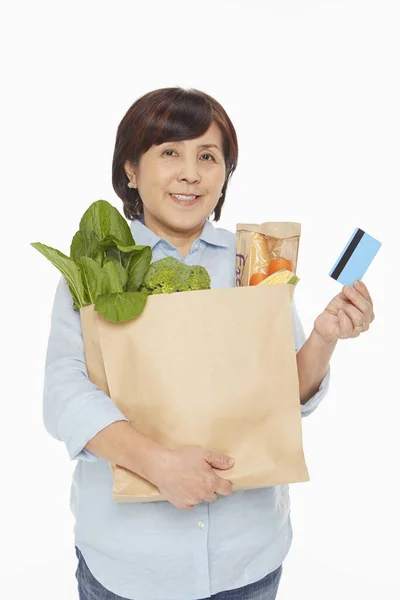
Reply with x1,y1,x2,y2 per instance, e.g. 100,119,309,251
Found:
329,228,382,286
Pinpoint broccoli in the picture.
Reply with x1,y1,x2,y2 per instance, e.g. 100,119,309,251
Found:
140,257,211,295
187,265,211,291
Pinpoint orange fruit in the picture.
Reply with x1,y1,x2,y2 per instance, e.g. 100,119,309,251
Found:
249,272,268,286
267,258,293,276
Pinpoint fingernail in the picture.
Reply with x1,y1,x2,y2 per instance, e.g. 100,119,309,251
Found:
355,280,362,287
228,457,235,466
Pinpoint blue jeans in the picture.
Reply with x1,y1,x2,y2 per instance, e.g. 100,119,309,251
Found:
75,546,283,600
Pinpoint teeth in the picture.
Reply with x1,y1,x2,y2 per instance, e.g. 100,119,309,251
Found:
171,194,197,201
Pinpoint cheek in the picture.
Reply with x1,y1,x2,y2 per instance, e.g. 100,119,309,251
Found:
153,166,173,192
213,166,227,189
142,168,167,198
201,164,224,186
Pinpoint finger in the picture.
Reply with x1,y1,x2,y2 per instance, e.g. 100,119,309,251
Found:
339,309,362,338
206,452,235,470
354,280,374,308
342,286,373,327
338,309,355,338
354,280,375,322
179,503,195,511
203,492,218,503
342,285,372,314
214,477,233,496
340,302,368,331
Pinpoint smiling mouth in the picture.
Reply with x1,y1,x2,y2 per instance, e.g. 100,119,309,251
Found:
169,193,202,205
170,193,200,199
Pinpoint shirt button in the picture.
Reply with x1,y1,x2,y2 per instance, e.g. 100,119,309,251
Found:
198,520,205,528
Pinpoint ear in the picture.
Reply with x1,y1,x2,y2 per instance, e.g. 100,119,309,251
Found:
123,160,137,187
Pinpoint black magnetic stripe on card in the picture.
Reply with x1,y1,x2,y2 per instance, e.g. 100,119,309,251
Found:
331,228,365,280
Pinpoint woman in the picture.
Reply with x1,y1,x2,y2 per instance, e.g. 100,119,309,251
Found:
43,87,375,600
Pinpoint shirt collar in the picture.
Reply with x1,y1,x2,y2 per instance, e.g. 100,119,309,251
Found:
198,218,230,248
129,216,162,249
129,216,229,249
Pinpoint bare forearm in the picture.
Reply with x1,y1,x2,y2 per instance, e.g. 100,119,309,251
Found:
84,421,167,483
297,328,337,404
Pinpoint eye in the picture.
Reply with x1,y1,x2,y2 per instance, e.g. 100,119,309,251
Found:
200,153,216,162
162,149,178,157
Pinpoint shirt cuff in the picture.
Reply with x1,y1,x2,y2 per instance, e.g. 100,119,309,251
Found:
57,393,129,461
300,364,331,418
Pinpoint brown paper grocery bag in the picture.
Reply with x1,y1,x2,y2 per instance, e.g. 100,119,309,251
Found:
80,284,309,503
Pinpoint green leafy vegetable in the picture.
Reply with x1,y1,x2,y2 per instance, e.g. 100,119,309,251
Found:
102,260,128,293
99,234,137,253
70,229,103,264
94,291,148,322
125,246,152,292
79,200,134,247
31,242,87,307
99,235,139,268
31,199,211,323
76,257,110,304
31,200,149,322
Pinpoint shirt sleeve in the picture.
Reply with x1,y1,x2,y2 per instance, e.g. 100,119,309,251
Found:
43,277,130,462
291,297,331,418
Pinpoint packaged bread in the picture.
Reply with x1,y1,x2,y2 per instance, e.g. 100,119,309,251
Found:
236,222,301,287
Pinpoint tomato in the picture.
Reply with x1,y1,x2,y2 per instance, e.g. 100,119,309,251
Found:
249,272,268,286
267,258,293,276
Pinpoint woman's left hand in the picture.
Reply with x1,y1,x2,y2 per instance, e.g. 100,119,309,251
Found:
313,280,375,344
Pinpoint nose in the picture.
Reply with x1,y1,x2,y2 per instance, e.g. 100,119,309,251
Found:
177,157,201,184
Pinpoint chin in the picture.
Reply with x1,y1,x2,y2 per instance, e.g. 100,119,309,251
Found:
167,214,205,232
167,206,211,227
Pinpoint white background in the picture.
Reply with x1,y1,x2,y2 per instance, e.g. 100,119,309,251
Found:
2,0,399,598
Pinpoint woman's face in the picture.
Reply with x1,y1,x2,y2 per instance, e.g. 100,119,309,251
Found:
124,121,226,234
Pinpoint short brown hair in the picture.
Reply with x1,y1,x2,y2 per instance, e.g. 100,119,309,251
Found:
111,87,238,222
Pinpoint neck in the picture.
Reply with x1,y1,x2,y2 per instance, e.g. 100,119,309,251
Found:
142,209,205,259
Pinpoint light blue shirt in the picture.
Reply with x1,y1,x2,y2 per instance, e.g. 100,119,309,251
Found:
43,216,330,600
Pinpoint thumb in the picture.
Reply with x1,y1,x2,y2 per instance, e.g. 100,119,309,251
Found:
206,452,235,470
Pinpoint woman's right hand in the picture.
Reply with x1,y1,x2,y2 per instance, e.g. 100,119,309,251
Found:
148,446,235,510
